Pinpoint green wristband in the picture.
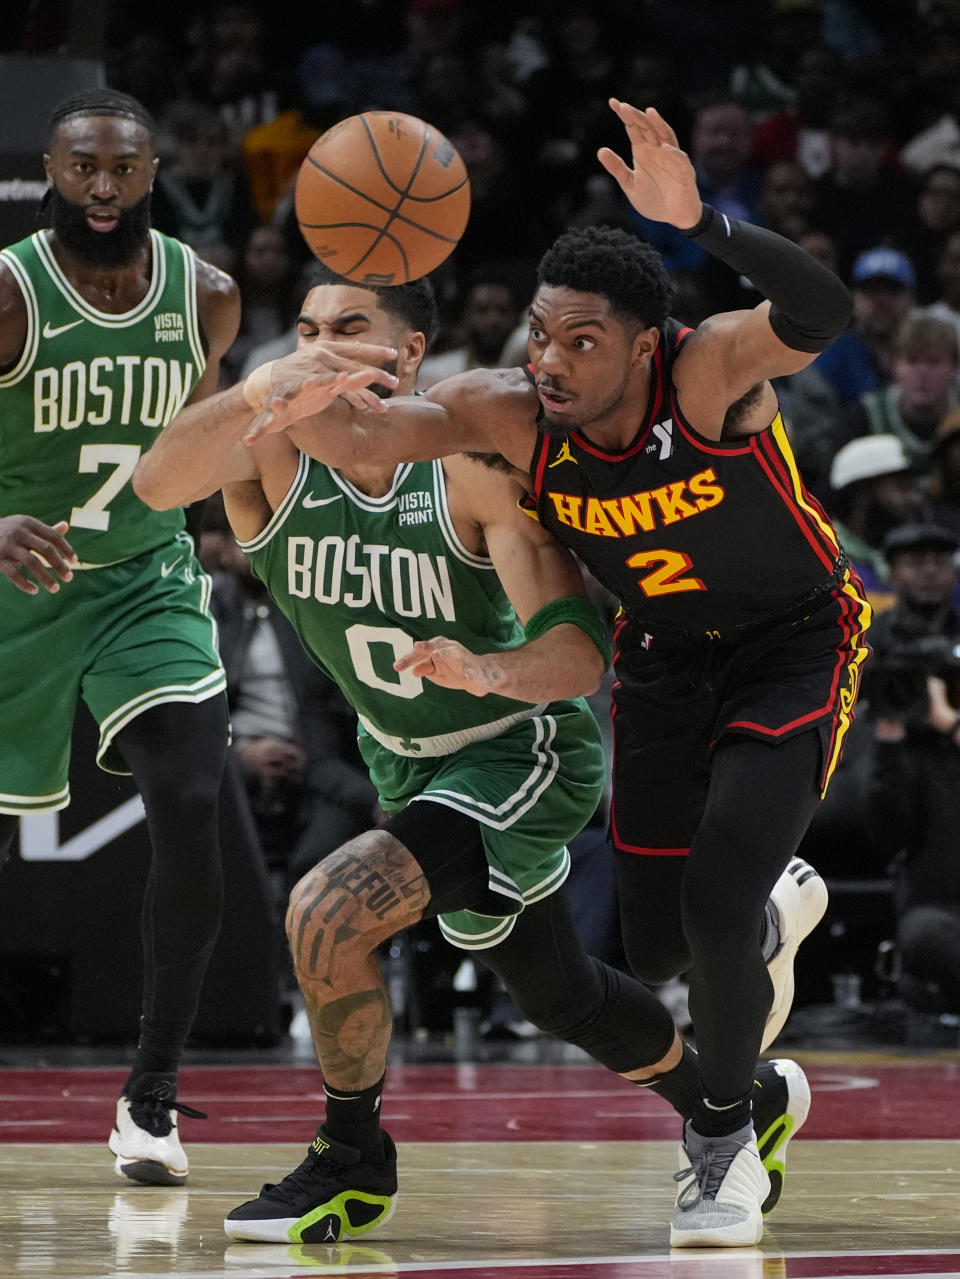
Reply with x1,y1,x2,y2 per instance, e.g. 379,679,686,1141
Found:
523,596,612,667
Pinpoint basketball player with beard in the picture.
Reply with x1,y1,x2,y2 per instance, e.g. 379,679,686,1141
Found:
0,89,387,1188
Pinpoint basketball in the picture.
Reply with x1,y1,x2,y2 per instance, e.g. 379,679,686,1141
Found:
294,111,471,285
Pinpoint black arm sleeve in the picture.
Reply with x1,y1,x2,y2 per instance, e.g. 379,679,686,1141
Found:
682,204,853,352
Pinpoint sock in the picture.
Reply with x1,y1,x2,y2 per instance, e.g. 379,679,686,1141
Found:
634,1040,702,1120
691,1090,753,1138
127,1019,181,1089
759,899,781,962
323,1075,385,1157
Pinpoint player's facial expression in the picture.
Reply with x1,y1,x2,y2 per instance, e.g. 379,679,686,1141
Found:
298,284,400,398
527,285,638,435
44,114,157,267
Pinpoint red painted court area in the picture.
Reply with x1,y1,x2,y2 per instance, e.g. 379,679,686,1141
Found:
3,1058,958,1143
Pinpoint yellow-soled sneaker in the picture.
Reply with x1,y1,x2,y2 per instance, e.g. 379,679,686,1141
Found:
224,1128,397,1244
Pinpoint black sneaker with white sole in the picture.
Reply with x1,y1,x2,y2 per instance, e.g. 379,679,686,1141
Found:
224,1128,398,1244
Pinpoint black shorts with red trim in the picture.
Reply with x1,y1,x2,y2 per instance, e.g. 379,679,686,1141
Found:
609,565,871,856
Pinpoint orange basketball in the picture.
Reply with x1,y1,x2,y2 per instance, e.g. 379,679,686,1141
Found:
294,111,471,285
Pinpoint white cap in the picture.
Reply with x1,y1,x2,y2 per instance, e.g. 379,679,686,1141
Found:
829,434,911,490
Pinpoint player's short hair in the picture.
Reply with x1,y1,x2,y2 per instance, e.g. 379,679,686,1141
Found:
537,225,673,331
46,89,157,147
307,263,439,350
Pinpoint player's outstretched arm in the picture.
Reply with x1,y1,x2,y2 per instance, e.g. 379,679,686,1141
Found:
394,458,609,702
133,340,397,509
598,99,852,417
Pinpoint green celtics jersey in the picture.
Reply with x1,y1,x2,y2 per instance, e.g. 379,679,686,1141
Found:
241,452,556,752
0,229,205,564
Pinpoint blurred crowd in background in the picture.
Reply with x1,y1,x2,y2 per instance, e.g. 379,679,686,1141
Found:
8,0,960,1042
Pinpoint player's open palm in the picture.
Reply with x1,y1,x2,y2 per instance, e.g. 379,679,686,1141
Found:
598,101,702,229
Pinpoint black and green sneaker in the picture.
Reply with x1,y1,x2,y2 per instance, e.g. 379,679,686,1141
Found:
751,1057,811,1215
224,1128,398,1244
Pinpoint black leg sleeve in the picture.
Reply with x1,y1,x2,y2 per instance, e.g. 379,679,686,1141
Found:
479,883,677,1074
115,695,229,1071
680,730,823,1102
0,814,17,874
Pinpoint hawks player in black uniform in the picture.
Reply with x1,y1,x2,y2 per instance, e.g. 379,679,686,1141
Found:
154,100,864,1248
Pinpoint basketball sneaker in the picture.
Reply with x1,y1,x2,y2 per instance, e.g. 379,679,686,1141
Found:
107,1073,206,1187
670,1120,769,1248
762,857,829,1051
750,1058,811,1213
224,1127,398,1244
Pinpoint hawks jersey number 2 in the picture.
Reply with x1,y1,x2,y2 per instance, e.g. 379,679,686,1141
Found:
626,548,705,596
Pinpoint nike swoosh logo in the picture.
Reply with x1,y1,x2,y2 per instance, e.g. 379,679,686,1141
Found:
160,555,184,577
42,319,84,339
302,492,343,508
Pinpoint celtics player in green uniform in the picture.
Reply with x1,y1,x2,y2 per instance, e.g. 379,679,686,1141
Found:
1,89,256,1187
136,265,805,1247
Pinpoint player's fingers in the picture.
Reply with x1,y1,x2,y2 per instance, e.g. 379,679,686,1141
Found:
609,98,654,141
0,564,39,594
325,340,398,366
645,106,680,148
19,553,61,593
339,385,389,413
50,520,78,562
22,532,75,581
597,147,632,186
243,406,278,443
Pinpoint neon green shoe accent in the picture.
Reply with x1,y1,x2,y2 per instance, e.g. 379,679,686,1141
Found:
289,1189,396,1243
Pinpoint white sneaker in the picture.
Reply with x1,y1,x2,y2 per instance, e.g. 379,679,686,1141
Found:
762,857,829,1052
107,1073,203,1186
670,1121,769,1248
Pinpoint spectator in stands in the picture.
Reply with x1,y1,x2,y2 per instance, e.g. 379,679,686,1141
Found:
150,101,259,273
927,408,960,539
784,246,918,497
863,521,960,1017
835,312,960,480
184,1,282,146
749,41,841,180
241,42,357,231
899,28,960,177
899,165,960,305
417,266,525,390
826,434,930,615
757,160,815,243
811,95,917,280
221,225,298,387
924,230,960,357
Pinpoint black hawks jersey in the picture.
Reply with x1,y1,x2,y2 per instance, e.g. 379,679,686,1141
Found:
526,318,844,639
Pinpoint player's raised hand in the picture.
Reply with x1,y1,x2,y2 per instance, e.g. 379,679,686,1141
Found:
598,101,703,230
394,636,498,697
243,339,397,443
0,516,77,595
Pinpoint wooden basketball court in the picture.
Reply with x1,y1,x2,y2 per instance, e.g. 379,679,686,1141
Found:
2,1048,959,1278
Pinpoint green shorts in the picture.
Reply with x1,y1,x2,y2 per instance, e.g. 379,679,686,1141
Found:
0,532,226,815
358,699,605,949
